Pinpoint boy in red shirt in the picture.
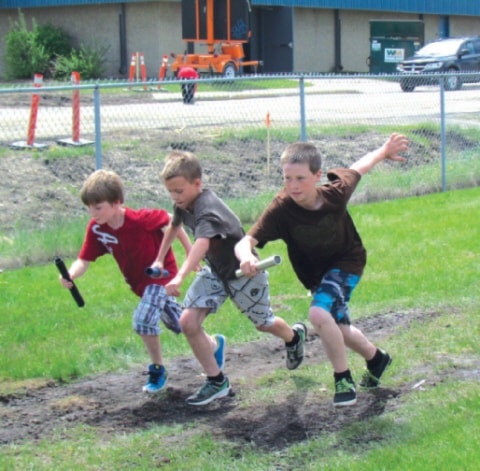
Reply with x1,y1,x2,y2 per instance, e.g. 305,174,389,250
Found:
59,169,194,393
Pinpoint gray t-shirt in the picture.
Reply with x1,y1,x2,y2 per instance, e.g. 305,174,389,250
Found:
172,189,245,280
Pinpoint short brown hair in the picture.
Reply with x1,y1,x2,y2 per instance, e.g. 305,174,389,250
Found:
80,169,124,205
280,142,322,174
161,150,202,182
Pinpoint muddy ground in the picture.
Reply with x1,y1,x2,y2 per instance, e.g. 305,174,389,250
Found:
2,308,478,452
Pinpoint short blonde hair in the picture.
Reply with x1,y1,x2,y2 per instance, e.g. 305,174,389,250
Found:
280,142,322,173
80,169,124,205
161,150,202,182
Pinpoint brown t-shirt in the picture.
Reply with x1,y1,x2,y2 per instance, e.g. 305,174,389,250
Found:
248,168,366,290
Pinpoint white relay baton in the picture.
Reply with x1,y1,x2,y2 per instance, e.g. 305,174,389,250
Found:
235,255,282,278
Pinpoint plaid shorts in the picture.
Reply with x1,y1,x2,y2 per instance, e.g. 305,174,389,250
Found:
133,284,182,335
183,266,275,327
311,269,360,325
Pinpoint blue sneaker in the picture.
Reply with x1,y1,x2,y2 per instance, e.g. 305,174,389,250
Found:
214,334,226,370
142,364,168,393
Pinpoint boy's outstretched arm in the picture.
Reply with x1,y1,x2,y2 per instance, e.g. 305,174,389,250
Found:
350,133,409,176
165,238,210,297
235,235,261,278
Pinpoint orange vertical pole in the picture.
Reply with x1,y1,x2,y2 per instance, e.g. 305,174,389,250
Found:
207,0,215,54
136,52,140,81
140,53,147,90
158,54,169,88
227,0,231,40
195,0,200,41
266,111,271,176
128,53,136,88
26,73,43,146
71,71,81,142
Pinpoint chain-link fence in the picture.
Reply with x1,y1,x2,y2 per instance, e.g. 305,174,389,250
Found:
1,73,479,227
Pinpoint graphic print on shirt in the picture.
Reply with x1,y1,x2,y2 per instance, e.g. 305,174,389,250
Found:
92,224,119,253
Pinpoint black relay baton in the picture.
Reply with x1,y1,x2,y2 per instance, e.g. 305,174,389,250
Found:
145,267,169,278
55,257,85,307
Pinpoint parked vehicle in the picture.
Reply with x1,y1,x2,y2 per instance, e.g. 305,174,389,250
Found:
396,36,480,91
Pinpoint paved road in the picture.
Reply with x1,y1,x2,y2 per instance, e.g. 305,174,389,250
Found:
1,78,479,143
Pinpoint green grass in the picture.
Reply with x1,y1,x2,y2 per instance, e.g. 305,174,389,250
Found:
350,187,479,312
79,76,303,96
1,186,479,470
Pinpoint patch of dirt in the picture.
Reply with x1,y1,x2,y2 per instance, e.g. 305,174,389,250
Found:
2,309,478,450
0,128,426,241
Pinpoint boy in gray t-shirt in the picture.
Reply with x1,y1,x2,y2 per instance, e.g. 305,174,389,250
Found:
154,150,307,406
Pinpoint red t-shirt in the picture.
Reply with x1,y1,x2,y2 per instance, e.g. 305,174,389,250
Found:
78,207,178,297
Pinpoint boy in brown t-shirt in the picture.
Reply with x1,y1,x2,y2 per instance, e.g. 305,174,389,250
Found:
235,133,409,407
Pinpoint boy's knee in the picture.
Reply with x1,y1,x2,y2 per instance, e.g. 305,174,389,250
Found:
309,306,333,327
179,308,206,335
179,312,196,335
255,324,270,333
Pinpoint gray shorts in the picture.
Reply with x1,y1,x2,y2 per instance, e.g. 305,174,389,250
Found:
183,266,275,327
133,284,182,335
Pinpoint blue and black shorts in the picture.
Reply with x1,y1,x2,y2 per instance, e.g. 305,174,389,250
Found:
310,269,360,325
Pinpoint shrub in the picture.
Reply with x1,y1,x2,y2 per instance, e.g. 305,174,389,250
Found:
35,23,74,62
53,42,109,80
4,10,50,79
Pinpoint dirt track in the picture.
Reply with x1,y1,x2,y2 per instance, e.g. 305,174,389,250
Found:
4,309,477,450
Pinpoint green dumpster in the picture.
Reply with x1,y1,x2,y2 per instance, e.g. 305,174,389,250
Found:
369,20,424,74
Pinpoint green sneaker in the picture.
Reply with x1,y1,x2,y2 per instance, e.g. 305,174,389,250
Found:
359,350,392,389
286,322,307,370
333,377,357,407
186,377,231,406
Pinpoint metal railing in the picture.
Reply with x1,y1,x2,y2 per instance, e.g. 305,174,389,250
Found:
1,72,479,202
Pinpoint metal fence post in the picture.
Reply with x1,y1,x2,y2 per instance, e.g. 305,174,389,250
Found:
439,78,446,192
299,75,307,141
94,83,102,169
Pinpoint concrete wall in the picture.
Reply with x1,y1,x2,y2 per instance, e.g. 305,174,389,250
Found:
293,8,480,73
450,15,480,37
293,8,335,73
0,2,184,79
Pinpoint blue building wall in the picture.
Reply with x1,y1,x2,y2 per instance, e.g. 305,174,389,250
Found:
1,0,150,7
252,1,480,17
2,0,480,17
